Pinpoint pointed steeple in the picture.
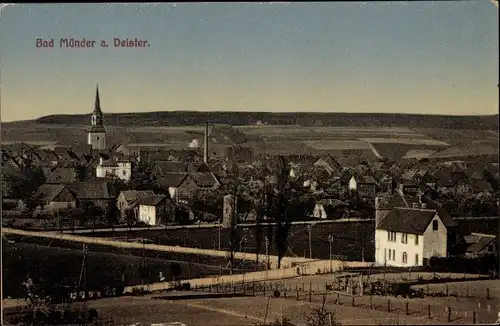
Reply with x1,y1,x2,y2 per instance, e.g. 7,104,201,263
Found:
93,84,102,115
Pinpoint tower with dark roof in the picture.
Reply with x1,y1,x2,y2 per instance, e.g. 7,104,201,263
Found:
87,85,107,150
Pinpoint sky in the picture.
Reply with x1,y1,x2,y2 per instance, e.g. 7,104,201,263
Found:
0,2,498,122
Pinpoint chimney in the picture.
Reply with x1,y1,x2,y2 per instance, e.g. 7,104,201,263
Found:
204,122,209,164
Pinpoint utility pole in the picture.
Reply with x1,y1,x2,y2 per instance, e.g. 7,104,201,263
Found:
265,236,270,274
307,224,313,259
83,244,88,297
328,234,333,273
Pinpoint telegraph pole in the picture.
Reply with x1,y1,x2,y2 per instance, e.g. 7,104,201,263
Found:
328,234,333,273
83,244,88,297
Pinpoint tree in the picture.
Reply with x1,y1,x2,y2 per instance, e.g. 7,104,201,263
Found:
10,165,46,200
129,160,154,190
73,201,102,228
124,208,137,231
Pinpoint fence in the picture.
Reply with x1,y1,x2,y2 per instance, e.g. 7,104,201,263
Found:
186,279,499,325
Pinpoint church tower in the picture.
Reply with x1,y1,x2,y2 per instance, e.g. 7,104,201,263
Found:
87,85,107,150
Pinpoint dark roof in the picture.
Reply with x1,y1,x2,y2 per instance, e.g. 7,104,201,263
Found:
377,207,438,235
357,175,376,184
318,198,347,208
469,178,494,193
69,181,115,199
153,161,189,174
119,190,154,202
138,194,167,206
88,125,106,133
154,173,188,188
45,167,77,184
189,172,221,187
34,184,74,202
466,235,496,254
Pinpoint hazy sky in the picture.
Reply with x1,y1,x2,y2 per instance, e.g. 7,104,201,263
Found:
1,2,498,122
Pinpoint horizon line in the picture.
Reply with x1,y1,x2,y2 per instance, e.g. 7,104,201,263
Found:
2,110,499,123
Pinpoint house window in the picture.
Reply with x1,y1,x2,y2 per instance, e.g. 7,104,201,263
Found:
415,235,419,245
402,252,407,264
432,220,438,231
387,231,396,242
392,249,396,261
401,233,408,244
97,136,99,140
415,254,419,265
388,249,392,260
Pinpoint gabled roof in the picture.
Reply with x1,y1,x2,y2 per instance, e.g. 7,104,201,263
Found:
189,172,221,187
466,235,496,254
356,175,376,184
377,207,438,235
317,198,347,208
45,167,77,184
154,173,188,188
469,178,494,193
34,184,75,202
119,190,154,202
138,194,168,206
69,181,115,199
153,161,189,174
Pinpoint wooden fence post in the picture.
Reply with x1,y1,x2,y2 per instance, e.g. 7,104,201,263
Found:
472,311,476,324
284,285,287,298
369,295,373,309
447,307,451,322
405,301,409,315
387,299,391,312
446,284,449,296
336,292,340,305
427,304,431,319
486,288,490,299
309,286,312,302
263,283,266,296
296,287,299,301
351,296,355,307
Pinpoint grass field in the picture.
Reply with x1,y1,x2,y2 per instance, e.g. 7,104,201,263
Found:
2,237,260,299
74,221,376,262
2,123,498,160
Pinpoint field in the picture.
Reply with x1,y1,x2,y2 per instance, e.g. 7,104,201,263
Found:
2,237,260,299
76,221,376,262
2,121,498,160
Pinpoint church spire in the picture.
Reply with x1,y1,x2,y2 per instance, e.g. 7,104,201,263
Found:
93,84,102,115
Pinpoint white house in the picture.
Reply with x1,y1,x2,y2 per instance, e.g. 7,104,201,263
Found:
375,207,448,267
137,194,174,226
96,156,132,182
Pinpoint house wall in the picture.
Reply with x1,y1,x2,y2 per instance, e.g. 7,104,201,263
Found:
96,162,132,181
312,204,327,219
422,214,448,260
87,132,106,150
375,229,424,267
177,176,198,200
139,204,157,225
349,177,357,191
168,187,178,200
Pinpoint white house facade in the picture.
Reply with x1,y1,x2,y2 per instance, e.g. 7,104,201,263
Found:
375,207,448,267
96,160,132,181
348,176,357,191
138,204,157,225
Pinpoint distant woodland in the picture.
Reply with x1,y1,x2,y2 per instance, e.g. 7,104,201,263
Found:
9,112,500,130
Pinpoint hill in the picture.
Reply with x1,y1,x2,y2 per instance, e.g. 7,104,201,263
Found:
21,112,500,130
